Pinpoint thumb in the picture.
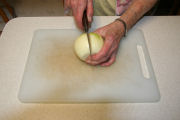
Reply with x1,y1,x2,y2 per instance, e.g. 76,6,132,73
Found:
93,28,106,39
64,0,71,15
87,0,93,23
64,0,71,9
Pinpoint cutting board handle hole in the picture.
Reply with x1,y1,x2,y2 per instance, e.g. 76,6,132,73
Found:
137,45,150,79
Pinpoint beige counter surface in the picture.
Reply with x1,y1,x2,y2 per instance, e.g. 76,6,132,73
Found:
0,16,180,120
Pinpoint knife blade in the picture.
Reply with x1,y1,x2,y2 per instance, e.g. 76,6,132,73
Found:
82,10,92,56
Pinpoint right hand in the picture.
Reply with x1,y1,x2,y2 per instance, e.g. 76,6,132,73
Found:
64,0,94,30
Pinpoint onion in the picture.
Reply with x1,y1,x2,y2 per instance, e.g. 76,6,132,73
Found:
74,33,104,61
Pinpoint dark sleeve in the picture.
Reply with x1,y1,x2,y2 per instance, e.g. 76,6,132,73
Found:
145,0,160,16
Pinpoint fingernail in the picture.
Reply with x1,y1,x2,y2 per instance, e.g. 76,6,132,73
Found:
64,9,70,15
86,58,90,63
101,64,107,67
86,60,90,63
88,16,92,22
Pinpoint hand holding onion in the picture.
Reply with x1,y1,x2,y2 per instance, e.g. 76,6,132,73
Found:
74,21,125,66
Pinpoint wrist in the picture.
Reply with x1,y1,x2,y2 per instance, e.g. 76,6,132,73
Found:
112,21,124,37
114,18,127,37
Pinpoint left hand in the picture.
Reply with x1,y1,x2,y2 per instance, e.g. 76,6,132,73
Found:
85,20,125,66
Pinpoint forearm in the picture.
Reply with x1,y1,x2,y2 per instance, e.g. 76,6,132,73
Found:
120,0,158,31
87,0,158,66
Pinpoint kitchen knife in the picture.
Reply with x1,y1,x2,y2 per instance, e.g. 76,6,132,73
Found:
82,10,92,56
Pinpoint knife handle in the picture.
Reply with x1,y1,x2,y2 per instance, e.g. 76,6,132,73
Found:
82,9,89,32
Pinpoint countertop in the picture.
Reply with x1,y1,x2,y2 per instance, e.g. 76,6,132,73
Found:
0,16,180,120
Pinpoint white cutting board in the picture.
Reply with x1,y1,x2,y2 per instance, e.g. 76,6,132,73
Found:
18,29,160,103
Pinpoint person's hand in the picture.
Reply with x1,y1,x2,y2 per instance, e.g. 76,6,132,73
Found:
86,21,125,66
64,0,93,30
